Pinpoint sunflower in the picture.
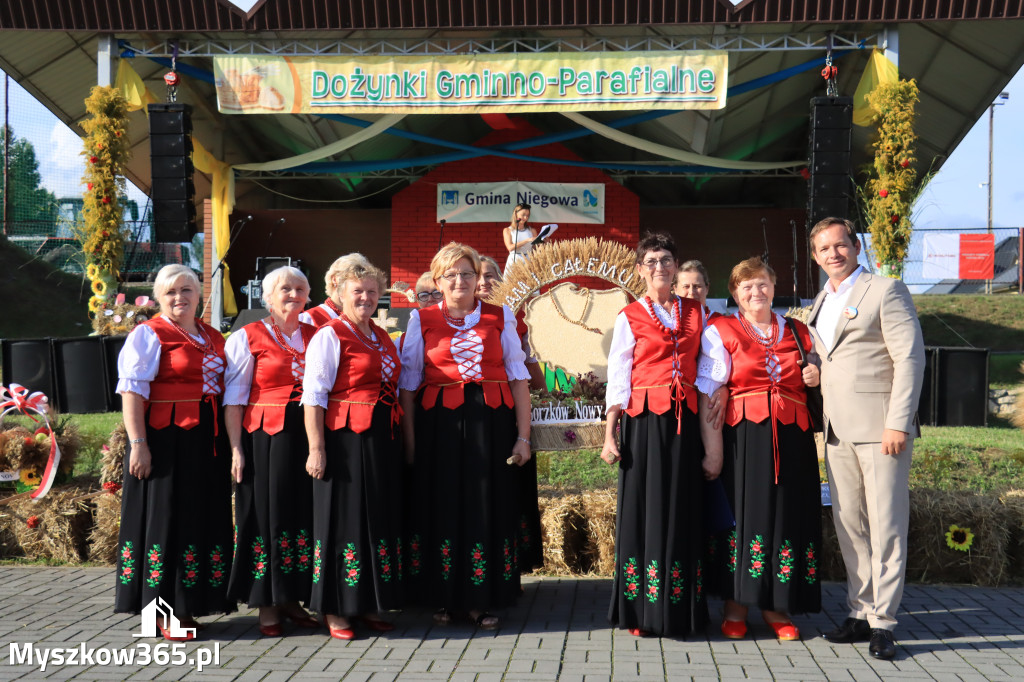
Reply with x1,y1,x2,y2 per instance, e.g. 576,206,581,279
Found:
19,469,41,486
945,524,974,552
86,263,100,279
91,278,107,295
88,295,105,313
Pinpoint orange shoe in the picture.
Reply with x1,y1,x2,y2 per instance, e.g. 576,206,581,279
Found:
628,628,651,637
765,620,800,641
721,619,748,639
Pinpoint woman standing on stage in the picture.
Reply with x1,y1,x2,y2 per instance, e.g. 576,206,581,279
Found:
400,242,532,629
302,257,405,640
602,233,709,638
697,256,821,641
224,266,319,636
300,253,371,327
502,202,535,275
115,264,233,640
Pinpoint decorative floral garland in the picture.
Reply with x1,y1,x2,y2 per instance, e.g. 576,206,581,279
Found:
862,79,919,278
79,86,131,314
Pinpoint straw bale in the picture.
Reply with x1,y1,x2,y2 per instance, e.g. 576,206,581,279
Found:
88,489,122,565
905,488,1011,586
539,493,587,574
1,420,80,478
101,422,127,485
1012,367,1024,429
999,489,1024,583
5,485,95,564
532,423,605,452
580,488,617,576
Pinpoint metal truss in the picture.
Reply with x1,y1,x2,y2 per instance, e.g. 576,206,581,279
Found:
235,166,804,181
122,32,876,58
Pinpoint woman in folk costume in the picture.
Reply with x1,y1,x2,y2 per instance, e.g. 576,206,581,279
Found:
399,242,532,630
302,257,405,640
675,259,719,326
115,264,233,640
223,266,319,636
601,232,709,638
299,253,371,327
698,257,821,641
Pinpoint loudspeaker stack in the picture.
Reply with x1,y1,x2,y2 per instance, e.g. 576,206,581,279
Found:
807,96,854,228
149,102,196,243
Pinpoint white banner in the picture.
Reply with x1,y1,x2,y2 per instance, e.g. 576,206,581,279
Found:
437,182,604,224
921,233,960,280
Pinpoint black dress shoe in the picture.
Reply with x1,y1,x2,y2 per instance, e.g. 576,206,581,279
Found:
823,617,871,643
869,629,896,660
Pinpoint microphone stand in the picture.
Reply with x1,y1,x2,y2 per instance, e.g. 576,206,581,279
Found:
200,214,251,319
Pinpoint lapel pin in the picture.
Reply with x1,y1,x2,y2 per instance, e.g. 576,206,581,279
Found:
843,306,858,319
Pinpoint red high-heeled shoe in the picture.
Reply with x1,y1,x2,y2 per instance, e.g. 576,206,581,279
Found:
324,616,356,640
258,622,283,637
721,619,748,639
765,619,800,641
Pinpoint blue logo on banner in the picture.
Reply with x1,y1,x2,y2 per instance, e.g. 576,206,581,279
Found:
583,189,597,207
441,190,459,207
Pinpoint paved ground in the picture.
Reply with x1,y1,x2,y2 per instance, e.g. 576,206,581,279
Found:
1,567,1022,680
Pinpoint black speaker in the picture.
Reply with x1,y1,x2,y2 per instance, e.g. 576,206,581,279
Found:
934,347,989,427
52,337,109,414
807,197,851,225
102,335,128,412
149,102,196,243
807,97,854,230
809,174,849,198
256,257,293,280
917,346,938,427
1,338,55,402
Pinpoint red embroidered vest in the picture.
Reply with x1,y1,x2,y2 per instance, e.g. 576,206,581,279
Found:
622,298,702,418
303,301,337,328
325,319,402,434
144,317,226,430
241,320,317,435
711,314,812,431
417,302,513,410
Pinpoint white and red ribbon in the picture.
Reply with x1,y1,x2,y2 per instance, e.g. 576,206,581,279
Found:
0,383,61,500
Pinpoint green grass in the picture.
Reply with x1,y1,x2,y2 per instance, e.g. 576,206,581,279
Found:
3,411,121,479
914,294,1024,352
537,449,616,491
990,353,1024,389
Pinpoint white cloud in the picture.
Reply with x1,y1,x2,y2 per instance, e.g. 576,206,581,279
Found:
48,121,83,170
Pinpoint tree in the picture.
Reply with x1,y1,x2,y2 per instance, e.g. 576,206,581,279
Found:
0,126,58,235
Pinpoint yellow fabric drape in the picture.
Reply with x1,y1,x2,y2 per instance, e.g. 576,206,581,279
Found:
115,60,237,316
853,51,899,127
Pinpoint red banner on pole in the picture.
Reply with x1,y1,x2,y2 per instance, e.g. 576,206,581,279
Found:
959,233,995,279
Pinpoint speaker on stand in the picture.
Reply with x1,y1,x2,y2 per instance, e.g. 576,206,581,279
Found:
1,338,56,403
52,337,109,414
102,335,129,412
149,102,196,243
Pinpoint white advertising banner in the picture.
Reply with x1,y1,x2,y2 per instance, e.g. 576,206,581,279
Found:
921,233,960,280
437,182,604,224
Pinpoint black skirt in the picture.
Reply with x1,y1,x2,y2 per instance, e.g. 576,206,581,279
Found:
705,420,822,614
228,401,314,608
114,399,235,617
608,407,709,637
405,383,522,612
516,456,543,571
309,400,405,616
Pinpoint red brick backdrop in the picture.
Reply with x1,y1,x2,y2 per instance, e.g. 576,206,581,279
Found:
389,122,640,306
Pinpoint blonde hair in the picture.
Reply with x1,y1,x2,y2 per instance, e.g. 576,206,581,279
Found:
508,202,531,231
727,256,776,295
414,271,435,293
479,256,502,281
152,264,201,300
430,242,481,281
324,253,371,297
261,266,309,311
335,258,387,295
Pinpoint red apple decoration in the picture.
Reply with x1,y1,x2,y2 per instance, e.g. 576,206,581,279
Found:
879,189,889,198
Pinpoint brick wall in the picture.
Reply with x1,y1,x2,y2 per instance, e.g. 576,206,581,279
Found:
389,122,640,306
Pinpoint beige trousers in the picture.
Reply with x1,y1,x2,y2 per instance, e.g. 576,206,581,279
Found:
824,435,912,631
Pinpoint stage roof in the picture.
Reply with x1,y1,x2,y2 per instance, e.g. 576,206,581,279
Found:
1,1,1022,211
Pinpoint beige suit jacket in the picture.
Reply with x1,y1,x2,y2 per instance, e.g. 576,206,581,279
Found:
808,271,925,444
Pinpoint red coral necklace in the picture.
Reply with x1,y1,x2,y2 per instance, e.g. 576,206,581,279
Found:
643,295,682,336
165,317,215,354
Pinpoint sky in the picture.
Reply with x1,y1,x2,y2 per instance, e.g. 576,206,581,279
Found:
1,51,1021,278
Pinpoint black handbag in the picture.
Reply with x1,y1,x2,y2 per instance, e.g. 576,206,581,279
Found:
784,317,824,433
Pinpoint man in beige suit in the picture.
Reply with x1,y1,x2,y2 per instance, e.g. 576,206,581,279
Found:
807,218,924,660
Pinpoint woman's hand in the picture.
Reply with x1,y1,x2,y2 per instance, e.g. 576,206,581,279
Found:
508,438,532,466
600,434,621,465
702,448,723,481
305,448,326,480
705,386,728,429
230,445,245,483
801,363,820,387
128,442,152,480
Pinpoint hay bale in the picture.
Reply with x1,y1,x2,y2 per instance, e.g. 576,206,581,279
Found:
100,422,127,485
905,488,1012,586
539,493,588,574
88,489,122,565
999,489,1024,583
580,488,616,576
5,485,95,564
532,422,605,452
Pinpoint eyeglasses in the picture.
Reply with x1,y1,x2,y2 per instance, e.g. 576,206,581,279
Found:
642,257,676,270
440,271,478,283
416,290,443,302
